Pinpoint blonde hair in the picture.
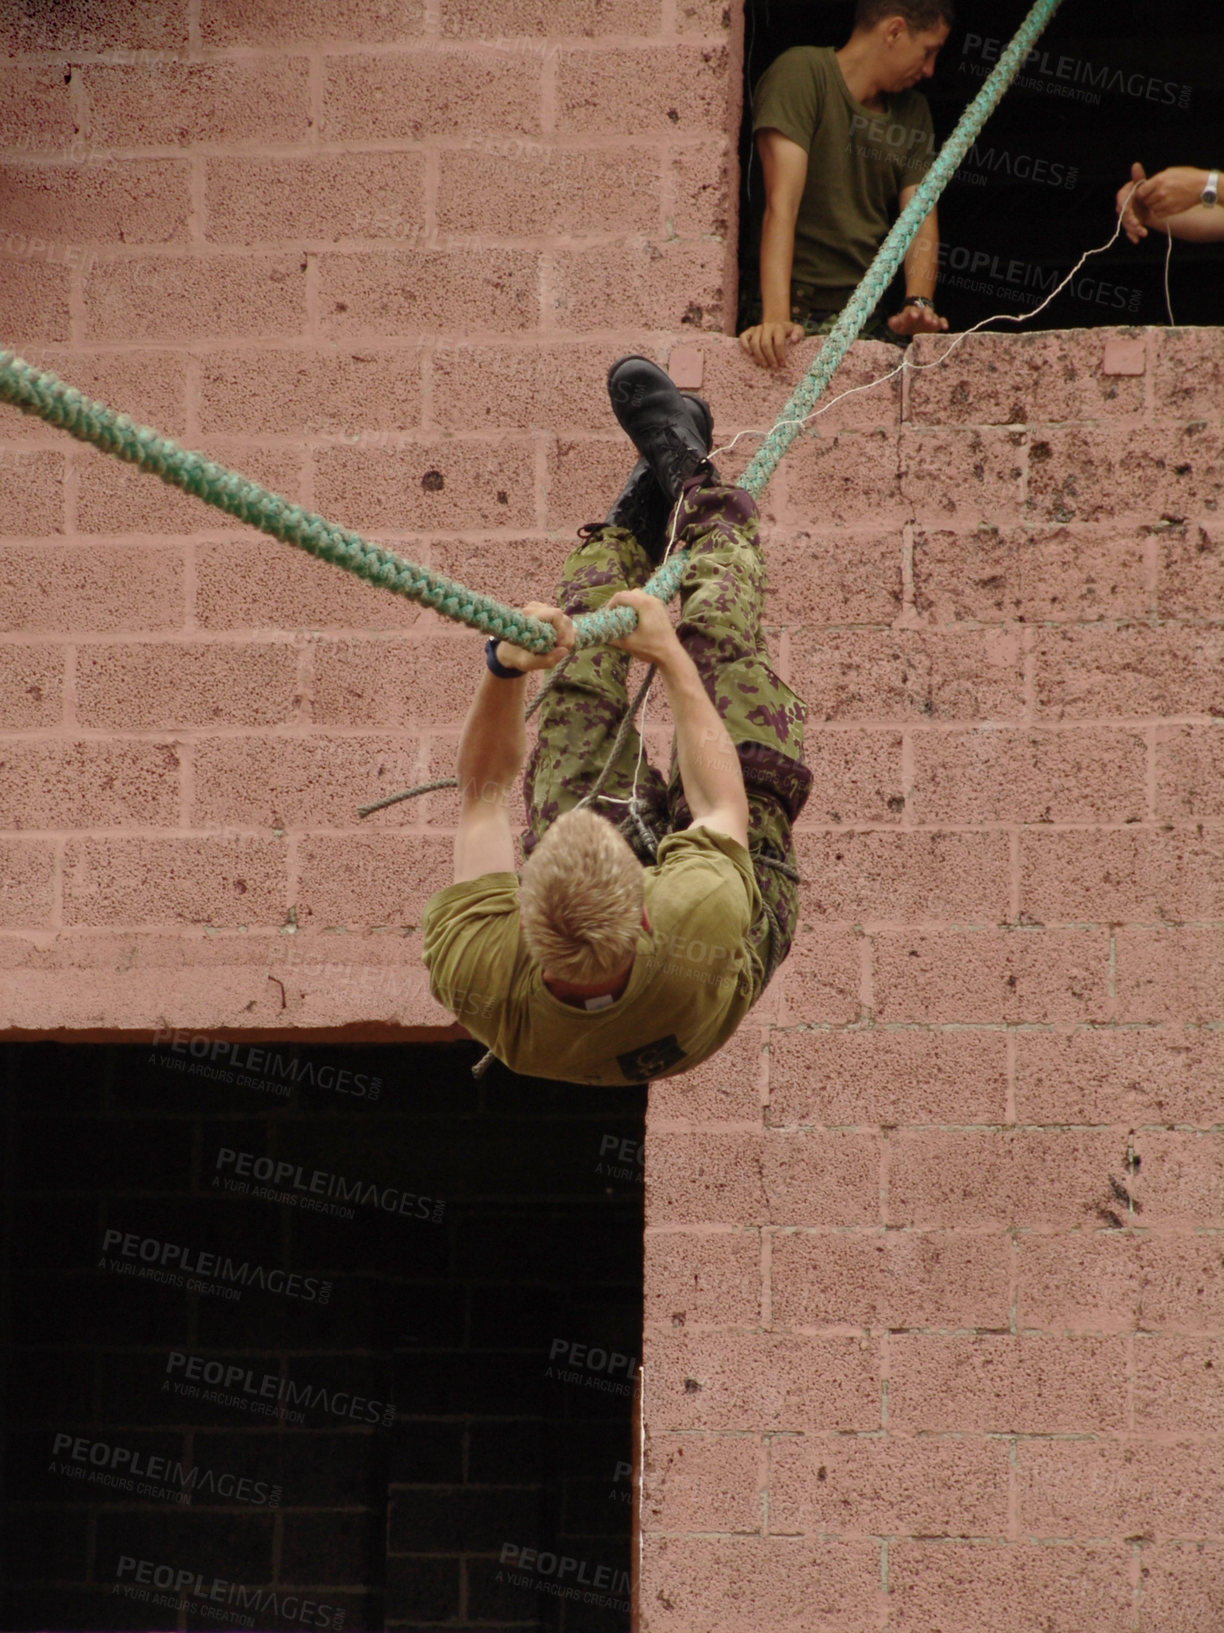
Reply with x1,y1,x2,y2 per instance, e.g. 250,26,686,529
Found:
519,808,644,983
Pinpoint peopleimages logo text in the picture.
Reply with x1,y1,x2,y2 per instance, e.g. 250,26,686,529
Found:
214,1148,444,1223
114,1557,344,1629
99,1230,331,1303
935,243,1142,314
151,1029,382,1099
960,32,1192,108
164,1351,396,1427
50,1434,280,1507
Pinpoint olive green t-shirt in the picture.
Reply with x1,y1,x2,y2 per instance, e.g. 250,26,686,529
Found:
751,45,935,307
420,828,763,1085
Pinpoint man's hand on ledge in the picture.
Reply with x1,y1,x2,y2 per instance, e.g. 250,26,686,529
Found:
739,319,804,370
888,301,949,337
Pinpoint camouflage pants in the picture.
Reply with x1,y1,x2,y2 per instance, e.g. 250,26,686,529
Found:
522,481,813,997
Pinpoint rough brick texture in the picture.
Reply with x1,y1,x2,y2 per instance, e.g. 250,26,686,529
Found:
2,6,1223,1631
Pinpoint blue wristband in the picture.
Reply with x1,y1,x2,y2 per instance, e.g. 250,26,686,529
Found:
485,635,524,679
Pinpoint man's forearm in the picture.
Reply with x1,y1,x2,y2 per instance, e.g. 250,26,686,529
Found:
759,206,798,323
455,666,527,802
1163,205,1224,243
658,645,748,827
904,210,939,299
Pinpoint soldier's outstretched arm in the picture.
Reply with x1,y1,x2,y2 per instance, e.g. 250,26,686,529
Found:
608,589,749,850
453,603,574,883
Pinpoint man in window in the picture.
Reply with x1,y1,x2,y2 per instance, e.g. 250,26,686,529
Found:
421,358,811,1085
739,0,955,369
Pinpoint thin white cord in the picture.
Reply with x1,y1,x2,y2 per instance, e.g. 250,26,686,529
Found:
708,182,1150,465
1163,224,1176,326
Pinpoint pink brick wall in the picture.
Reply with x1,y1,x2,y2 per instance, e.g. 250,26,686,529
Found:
0,0,741,1033
640,324,1224,1633
3,6,1224,1629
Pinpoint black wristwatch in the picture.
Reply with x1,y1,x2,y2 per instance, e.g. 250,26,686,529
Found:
484,635,524,679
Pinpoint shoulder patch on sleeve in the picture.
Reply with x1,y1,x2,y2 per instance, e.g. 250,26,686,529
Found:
617,1035,687,1082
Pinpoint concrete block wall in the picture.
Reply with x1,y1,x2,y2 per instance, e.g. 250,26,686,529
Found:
640,323,1224,1632
3,4,1224,1630
0,0,740,1034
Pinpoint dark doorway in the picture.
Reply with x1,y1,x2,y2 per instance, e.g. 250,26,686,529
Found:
738,0,1224,331
0,1042,645,1632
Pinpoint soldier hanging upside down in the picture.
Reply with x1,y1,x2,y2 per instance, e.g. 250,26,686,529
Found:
420,357,813,1085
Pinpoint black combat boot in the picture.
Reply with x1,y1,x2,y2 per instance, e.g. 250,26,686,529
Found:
582,390,714,562
607,356,717,504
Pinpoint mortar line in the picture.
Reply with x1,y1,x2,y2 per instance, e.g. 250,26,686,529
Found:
1144,723,1157,823
899,520,916,625
1020,623,1036,721
1143,523,1160,624
178,739,193,829
62,640,78,731
189,152,206,249
881,1130,894,1228
1124,1331,1136,1435
859,932,874,1024
183,350,200,444
898,728,914,828
539,26,558,136
308,46,322,147
62,441,80,537
1129,1537,1143,1633
50,836,65,931
419,339,435,432
879,1537,890,1631
879,1330,890,1430
303,250,319,343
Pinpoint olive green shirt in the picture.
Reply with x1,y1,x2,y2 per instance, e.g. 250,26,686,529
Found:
751,45,935,308
420,828,763,1085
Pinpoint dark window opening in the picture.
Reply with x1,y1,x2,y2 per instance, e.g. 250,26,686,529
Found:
1,1042,644,1632
738,0,1224,333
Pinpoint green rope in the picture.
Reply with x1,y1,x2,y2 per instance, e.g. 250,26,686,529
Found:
0,351,567,651
0,349,685,656
0,0,1062,652
739,0,1066,497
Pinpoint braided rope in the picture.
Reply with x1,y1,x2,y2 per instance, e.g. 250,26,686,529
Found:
0,347,688,655
739,0,1066,497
